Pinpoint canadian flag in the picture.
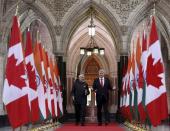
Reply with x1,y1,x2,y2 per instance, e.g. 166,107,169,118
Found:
39,44,50,118
135,34,146,123
145,16,168,126
120,63,127,118
41,47,52,117
124,56,132,121
57,76,63,116
2,16,30,128
25,31,39,123
53,60,63,116
49,57,58,117
45,52,56,117
121,73,127,118
130,48,135,116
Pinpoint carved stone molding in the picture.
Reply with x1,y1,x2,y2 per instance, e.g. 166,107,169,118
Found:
22,0,36,4
39,0,78,22
105,0,143,24
120,25,129,35
2,0,16,16
55,25,63,36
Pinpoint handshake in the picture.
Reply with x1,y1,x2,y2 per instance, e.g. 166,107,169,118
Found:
91,88,96,92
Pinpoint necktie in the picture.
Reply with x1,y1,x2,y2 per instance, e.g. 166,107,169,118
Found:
100,78,103,87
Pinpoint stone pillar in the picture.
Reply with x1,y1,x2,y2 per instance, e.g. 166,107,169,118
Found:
0,54,6,115
165,60,170,114
108,73,118,113
0,16,7,116
161,36,170,114
66,72,75,113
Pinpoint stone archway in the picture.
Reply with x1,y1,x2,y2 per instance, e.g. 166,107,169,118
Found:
66,17,118,115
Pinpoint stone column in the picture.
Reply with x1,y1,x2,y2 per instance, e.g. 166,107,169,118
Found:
0,54,6,116
66,72,75,113
161,36,170,114
108,72,118,113
0,16,7,116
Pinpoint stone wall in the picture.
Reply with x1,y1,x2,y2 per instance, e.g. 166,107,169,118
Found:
0,55,5,115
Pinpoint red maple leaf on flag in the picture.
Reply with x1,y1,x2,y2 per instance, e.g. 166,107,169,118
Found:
6,54,26,89
127,78,131,94
42,76,48,93
138,64,144,89
48,79,53,87
26,62,37,90
146,54,163,88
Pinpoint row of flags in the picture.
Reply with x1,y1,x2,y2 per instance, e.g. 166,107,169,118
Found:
120,16,168,127
2,16,63,129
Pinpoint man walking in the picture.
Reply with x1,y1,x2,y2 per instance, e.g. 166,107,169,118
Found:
92,69,112,126
72,74,90,126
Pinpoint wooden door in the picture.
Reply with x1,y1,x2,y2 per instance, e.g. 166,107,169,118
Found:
84,57,100,122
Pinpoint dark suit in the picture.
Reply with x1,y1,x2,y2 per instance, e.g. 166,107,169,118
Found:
92,77,111,124
72,79,90,124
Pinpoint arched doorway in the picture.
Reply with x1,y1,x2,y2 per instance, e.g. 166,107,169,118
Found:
65,3,118,117
84,57,100,86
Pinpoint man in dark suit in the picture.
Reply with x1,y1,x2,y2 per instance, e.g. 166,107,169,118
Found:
92,69,112,126
72,74,90,126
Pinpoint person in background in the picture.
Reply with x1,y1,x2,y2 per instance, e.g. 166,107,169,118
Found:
71,74,90,126
92,69,112,126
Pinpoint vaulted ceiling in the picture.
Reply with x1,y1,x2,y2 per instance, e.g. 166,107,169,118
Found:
1,0,170,57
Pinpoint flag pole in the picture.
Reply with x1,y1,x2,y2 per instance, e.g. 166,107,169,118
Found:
142,22,147,129
15,4,23,131
26,26,32,131
146,2,156,129
19,126,22,131
153,2,156,16
37,30,39,43
15,5,19,16
28,26,30,32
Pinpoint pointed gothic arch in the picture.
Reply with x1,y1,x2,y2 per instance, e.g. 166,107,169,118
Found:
60,1,122,58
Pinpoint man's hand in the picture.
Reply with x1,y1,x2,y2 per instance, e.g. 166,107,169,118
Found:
112,86,116,90
91,88,96,92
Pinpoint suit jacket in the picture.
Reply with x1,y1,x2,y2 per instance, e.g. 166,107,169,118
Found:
71,79,90,105
92,77,111,104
